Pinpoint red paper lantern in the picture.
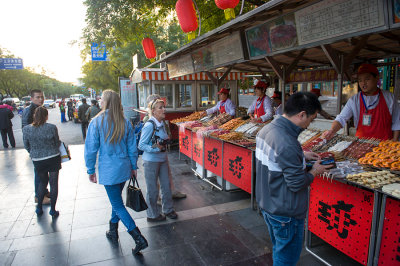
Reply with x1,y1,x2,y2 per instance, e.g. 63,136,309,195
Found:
176,0,198,41
142,38,156,62
215,0,240,20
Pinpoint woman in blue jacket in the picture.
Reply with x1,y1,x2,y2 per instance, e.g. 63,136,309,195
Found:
139,98,177,222
84,90,148,255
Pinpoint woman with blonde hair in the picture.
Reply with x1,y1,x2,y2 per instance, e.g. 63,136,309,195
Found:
84,89,148,255
23,106,61,217
139,98,177,222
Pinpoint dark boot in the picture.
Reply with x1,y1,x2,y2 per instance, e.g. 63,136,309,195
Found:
128,227,148,255
106,221,119,242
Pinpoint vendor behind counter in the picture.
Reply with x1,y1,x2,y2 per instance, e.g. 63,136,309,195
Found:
323,63,400,141
247,80,274,122
204,88,236,117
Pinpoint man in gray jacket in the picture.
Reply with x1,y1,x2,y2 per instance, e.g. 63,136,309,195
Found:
256,92,332,266
22,90,50,204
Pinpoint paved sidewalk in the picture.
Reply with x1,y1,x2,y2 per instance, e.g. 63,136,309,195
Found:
0,145,324,266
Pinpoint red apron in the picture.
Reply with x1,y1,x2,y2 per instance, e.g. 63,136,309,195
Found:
219,100,227,114
356,90,393,140
254,96,266,119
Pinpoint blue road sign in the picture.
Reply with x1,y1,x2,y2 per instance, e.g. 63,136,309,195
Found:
0,58,23,69
91,43,108,61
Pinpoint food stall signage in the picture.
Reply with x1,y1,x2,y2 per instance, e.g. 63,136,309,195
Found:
246,0,386,59
204,137,223,176
228,156,245,179
207,148,220,167
223,143,252,193
318,200,357,239
168,32,244,78
295,0,385,45
287,69,337,83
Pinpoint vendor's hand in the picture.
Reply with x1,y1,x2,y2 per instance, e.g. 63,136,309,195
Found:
304,152,319,161
322,130,335,140
89,173,97,183
309,161,333,177
251,117,262,123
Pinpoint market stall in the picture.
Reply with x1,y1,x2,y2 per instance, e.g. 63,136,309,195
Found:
140,0,400,264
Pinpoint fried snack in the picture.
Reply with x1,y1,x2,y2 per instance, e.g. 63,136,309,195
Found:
220,118,247,130
347,170,400,189
171,112,205,123
218,132,244,141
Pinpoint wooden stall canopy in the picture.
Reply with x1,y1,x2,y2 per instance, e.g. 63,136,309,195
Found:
145,0,400,81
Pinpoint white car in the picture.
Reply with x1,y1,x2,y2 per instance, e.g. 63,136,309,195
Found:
2,97,20,105
43,99,56,108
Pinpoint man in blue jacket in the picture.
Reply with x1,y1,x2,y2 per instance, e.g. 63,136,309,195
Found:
256,92,332,266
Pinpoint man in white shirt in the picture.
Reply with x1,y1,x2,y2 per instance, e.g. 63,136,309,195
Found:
323,64,400,141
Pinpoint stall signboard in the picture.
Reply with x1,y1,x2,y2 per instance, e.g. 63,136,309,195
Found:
377,197,400,265
179,126,192,158
308,177,374,265
204,137,223,177
192,133,204,165
119,78,138,121
222,143,252,193
295,0,385,45
168,54,195,79
246,0,386,59
0,58,23,69
287,69,337,83
246,13,298,58
168,32,244,78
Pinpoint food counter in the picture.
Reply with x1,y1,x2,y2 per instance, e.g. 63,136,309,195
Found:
174,111,400,265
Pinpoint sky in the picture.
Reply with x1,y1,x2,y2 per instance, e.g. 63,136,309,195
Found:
0,0,87,83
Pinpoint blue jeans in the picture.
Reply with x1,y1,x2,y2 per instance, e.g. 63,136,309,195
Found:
104,182,136,232
261,210,304,266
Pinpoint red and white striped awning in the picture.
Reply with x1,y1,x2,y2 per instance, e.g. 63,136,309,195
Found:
141,71,247,81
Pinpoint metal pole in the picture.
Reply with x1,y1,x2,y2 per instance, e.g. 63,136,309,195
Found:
281,68,286,111
239,0,245,15
336,55,344,115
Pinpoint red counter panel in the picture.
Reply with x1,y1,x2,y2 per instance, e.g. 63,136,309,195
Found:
204,137,223,177
308,177,374,265
222,143,252,193
179,127,192,158
192,133,204,165
378,197,400,265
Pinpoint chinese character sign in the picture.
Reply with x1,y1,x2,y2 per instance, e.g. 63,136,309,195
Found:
309,177,374,265
223,143,252,193
0,58,23,69
91,43,108,61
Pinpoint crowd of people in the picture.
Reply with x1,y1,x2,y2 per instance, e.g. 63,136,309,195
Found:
1,63,399,263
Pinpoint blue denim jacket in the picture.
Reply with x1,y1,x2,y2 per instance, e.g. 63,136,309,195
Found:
138,117,168,162
84,111,138,185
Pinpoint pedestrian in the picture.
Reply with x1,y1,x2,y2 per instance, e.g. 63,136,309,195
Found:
59,100,67,123
139,98,178,222
0,100,16,148
67,99,74,121
23,106,62,218
256,92,332,266
84,89,148,255
78,98,90,140
22,90,50,205
85,99,101,123
143,94,187,200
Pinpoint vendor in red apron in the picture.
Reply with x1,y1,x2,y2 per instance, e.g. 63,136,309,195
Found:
323,63,400,141
203,87,236,117
247,80,274,122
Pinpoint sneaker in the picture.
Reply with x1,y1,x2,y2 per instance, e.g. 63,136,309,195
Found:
172,191,187,199
165,211,178,219
147,214,166,222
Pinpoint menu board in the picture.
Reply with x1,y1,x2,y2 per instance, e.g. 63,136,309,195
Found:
246,13,298,58
167,54,195,78
295,0,385,45
193,32,243,72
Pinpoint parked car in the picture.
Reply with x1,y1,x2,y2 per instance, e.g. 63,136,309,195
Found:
2,97,20,105
43,99,56,108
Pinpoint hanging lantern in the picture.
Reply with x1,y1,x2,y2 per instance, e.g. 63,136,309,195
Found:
142,38,156,63
176,0,198,41
215,0,240,20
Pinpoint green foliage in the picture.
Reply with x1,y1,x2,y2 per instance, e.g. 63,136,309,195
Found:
81,0,259,91
0,47,76,100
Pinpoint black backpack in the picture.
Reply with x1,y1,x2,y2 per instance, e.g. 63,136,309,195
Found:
136,120,156,155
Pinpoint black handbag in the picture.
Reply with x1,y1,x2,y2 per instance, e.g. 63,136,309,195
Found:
126,175,148,212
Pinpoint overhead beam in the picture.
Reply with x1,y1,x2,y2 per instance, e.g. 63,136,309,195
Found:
321,44,351,80
380,32,400,44
286,49,306,77
257,67,269,81
285,52,327,65
205,71,218,85
265,56,284,80
344,36,369,68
